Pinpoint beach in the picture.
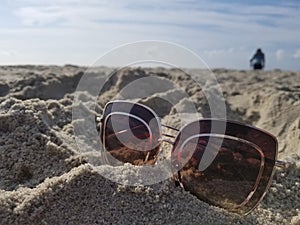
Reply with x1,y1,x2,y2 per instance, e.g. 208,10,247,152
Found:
0,65,299,225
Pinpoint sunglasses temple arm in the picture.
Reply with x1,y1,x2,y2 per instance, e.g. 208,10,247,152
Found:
275,160,288,168
174,171,185,189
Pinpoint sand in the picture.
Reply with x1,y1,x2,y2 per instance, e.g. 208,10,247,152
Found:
0,65,299,225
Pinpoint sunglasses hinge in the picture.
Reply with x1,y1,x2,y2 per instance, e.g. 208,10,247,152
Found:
95,116,103,123
175,171,184,190
275,160,288,168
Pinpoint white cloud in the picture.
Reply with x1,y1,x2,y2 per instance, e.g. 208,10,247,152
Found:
204,48,237,57
293,49,300,59
0,49,17,57
11,1,297,29
276,49,284,61
15,6,66,26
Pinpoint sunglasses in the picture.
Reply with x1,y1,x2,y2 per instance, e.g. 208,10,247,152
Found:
96,100,286,215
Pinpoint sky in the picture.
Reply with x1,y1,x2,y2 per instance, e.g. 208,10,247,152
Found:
0,0,300,70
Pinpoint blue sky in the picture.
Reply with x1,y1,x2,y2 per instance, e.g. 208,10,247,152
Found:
1,0,300,70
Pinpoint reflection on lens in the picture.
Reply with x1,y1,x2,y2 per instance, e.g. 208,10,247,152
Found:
103,114,160,166
177,135,264,212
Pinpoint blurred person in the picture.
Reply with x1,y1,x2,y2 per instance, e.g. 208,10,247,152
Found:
250,48,265,70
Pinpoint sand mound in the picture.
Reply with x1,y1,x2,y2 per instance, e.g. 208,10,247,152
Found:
0,66,299,224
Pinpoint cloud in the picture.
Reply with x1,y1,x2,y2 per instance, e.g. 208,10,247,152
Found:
204,48,236,57
0,49,16,57
12,0,299,29
293,49,300,59
276,49,284,60
15,6,66,26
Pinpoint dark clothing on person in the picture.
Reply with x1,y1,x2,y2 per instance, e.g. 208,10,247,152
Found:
253,63,263,70
250,49,265,70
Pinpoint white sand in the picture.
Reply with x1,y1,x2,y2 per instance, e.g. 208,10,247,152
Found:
0,65,299,225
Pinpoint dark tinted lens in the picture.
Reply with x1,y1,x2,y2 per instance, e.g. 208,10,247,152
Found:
171,119,278,214
177,135,263,211
101,102,161,166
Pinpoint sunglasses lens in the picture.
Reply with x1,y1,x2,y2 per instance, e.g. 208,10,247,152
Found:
175,135,264,212
101,102,160,166
171,119,278,214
